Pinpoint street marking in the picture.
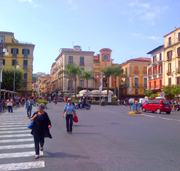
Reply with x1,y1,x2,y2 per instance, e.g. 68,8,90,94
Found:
0,138,33,143
0,161,45,170
157,117,173,121
0,127,28,130
0,123,28,125
0,144,34,150
0,130,30,134
0,125,27,128
0,134,31,138
0,151,43,159
143,114,156,118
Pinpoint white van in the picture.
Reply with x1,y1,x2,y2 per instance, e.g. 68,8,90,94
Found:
139,98,149,105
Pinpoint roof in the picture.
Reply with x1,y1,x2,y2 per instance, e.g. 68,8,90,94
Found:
164,27,180,37
147,45,164,54
121,57,151,66
99,48,112,52
0,31,14,36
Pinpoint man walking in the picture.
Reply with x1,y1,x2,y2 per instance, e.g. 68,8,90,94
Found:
26,97,32,118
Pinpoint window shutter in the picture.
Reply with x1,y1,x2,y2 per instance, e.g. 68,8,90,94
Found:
22,49,24,54
11,48,13,54
28,49,30,55
16,49,19,54
177,77,180,85
167,52,169,60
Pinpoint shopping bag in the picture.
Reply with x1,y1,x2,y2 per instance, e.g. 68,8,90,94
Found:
28,120,34,129
73,115,78,123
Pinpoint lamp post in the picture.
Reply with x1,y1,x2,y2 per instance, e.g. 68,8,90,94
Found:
0,42,9,101
13,60,19,92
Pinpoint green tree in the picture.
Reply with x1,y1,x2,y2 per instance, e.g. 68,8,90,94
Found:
144,90,153,98
150,93,158,99
80,71,97,91
163,86,173,100
101,66,114,96
71,65,82,99
58,64,75,97
2,66,24,91
111,65,126,96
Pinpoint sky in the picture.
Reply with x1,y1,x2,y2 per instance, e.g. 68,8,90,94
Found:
0,0,180,73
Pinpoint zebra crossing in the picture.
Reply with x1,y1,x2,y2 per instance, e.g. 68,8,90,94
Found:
0,108,45,170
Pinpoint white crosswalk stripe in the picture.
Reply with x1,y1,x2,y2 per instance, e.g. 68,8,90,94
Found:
0,109,45,170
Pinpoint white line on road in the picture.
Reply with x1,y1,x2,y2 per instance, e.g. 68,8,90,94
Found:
0,138,33,143
0,161,45,171
143,114,156,118
0,130,30,134
0,123,28,125
0,144,34,150
157,117,173,121
0,151,43,159
0,127,28,130
0,125,27,128
0,134,31,138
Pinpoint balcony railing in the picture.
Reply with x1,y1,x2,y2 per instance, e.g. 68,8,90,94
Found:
134,71,139,74
157,60,162,64
177,69,180,74
167,57,172,61
166,70,172,76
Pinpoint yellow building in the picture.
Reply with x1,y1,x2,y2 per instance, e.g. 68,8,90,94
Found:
120,57,150,99
163,28,180,86
0,31,35,96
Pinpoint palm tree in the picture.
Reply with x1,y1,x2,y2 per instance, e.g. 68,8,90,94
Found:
71,65,82,99
101,66,114,97
80,71,97,91
112,65,126,96
58,64,74,97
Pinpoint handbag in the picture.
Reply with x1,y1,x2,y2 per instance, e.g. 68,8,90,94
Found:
73,115,78,123
28,120,34,129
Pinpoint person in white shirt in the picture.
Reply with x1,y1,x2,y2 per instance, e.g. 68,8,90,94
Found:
7,97,13,113
26,97,32,118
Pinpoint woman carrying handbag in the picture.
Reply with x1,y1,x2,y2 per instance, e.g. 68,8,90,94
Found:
30,103,52,159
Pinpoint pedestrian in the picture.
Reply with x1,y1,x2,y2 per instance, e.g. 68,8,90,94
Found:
117,99,120,106
63,98,76,134
26,97,32,118
7,97,13,113
30,103,52,159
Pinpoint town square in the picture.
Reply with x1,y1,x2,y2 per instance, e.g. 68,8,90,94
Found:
0,0,180,170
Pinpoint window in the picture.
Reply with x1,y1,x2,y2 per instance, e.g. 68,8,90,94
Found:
79,80,84,87
177,47,180,57
179,60,180,70
23,83,27,91
11,48,19,57
3,59,5,65
144,78,147,88
168,63,171,73
134,77,139,87
169,37,171,46
168,78,171,86
177,77,180,85
143,67,147,74
80,68,84,73
149,82,151,89
160,80,162,88
69,56,73,64
12,59,16,66
125,78,128,86
154,81,156,89
134,66,139,74
159,53,162,60
24,73,28,82
23,60,28,69
125,88,127,94
178,32,180,41
167,51,172,60
159,65,162,73
153,55,156,62
0,36,5,42
125,67,127,75
147,100,153,105
154,101,161,105
135,89,138,94
163,101,170,105
80,57,84,66
22,49,30,57
148,68,152,76
153,67,157,75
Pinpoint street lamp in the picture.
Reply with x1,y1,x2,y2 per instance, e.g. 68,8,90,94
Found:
13,60,19,92
0,42,9,101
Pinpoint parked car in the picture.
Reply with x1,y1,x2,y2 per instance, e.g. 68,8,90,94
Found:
57,97,63,102
141,99,171,114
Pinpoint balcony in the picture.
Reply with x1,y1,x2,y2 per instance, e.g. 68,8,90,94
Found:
134,71,139,74
153,75,157,79
158,73,163,78
148,76,152,80
157,60,162,64
166,70,172,76
177,69,180,74
152,62,157,66
166,57,172,61
143,71,147,74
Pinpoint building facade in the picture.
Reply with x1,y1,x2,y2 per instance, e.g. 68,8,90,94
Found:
55,46,94,93
0,31,35,96
120,58,150,99
147,45,164,93
164,28,180,86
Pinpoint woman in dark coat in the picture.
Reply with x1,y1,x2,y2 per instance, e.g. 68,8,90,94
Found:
30,103,52,159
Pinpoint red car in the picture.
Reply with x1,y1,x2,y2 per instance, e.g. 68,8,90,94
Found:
141,99,171,114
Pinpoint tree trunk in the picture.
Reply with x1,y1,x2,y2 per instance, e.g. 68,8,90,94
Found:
107,77,109,97
86,80,88,91
74,78,77,99
69,76,72,97
114,78,116,96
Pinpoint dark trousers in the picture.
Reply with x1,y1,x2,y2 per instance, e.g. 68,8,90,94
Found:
66,114,73,132
33,134,44,155
27,106,32,118
8,106,13,113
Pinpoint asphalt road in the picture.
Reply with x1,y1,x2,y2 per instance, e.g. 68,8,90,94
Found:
1,103,180,171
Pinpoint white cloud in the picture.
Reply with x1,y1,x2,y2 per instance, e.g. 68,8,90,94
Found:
131,33,162,42
131,33,143,38
67,0,77,10
20,0,32,3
